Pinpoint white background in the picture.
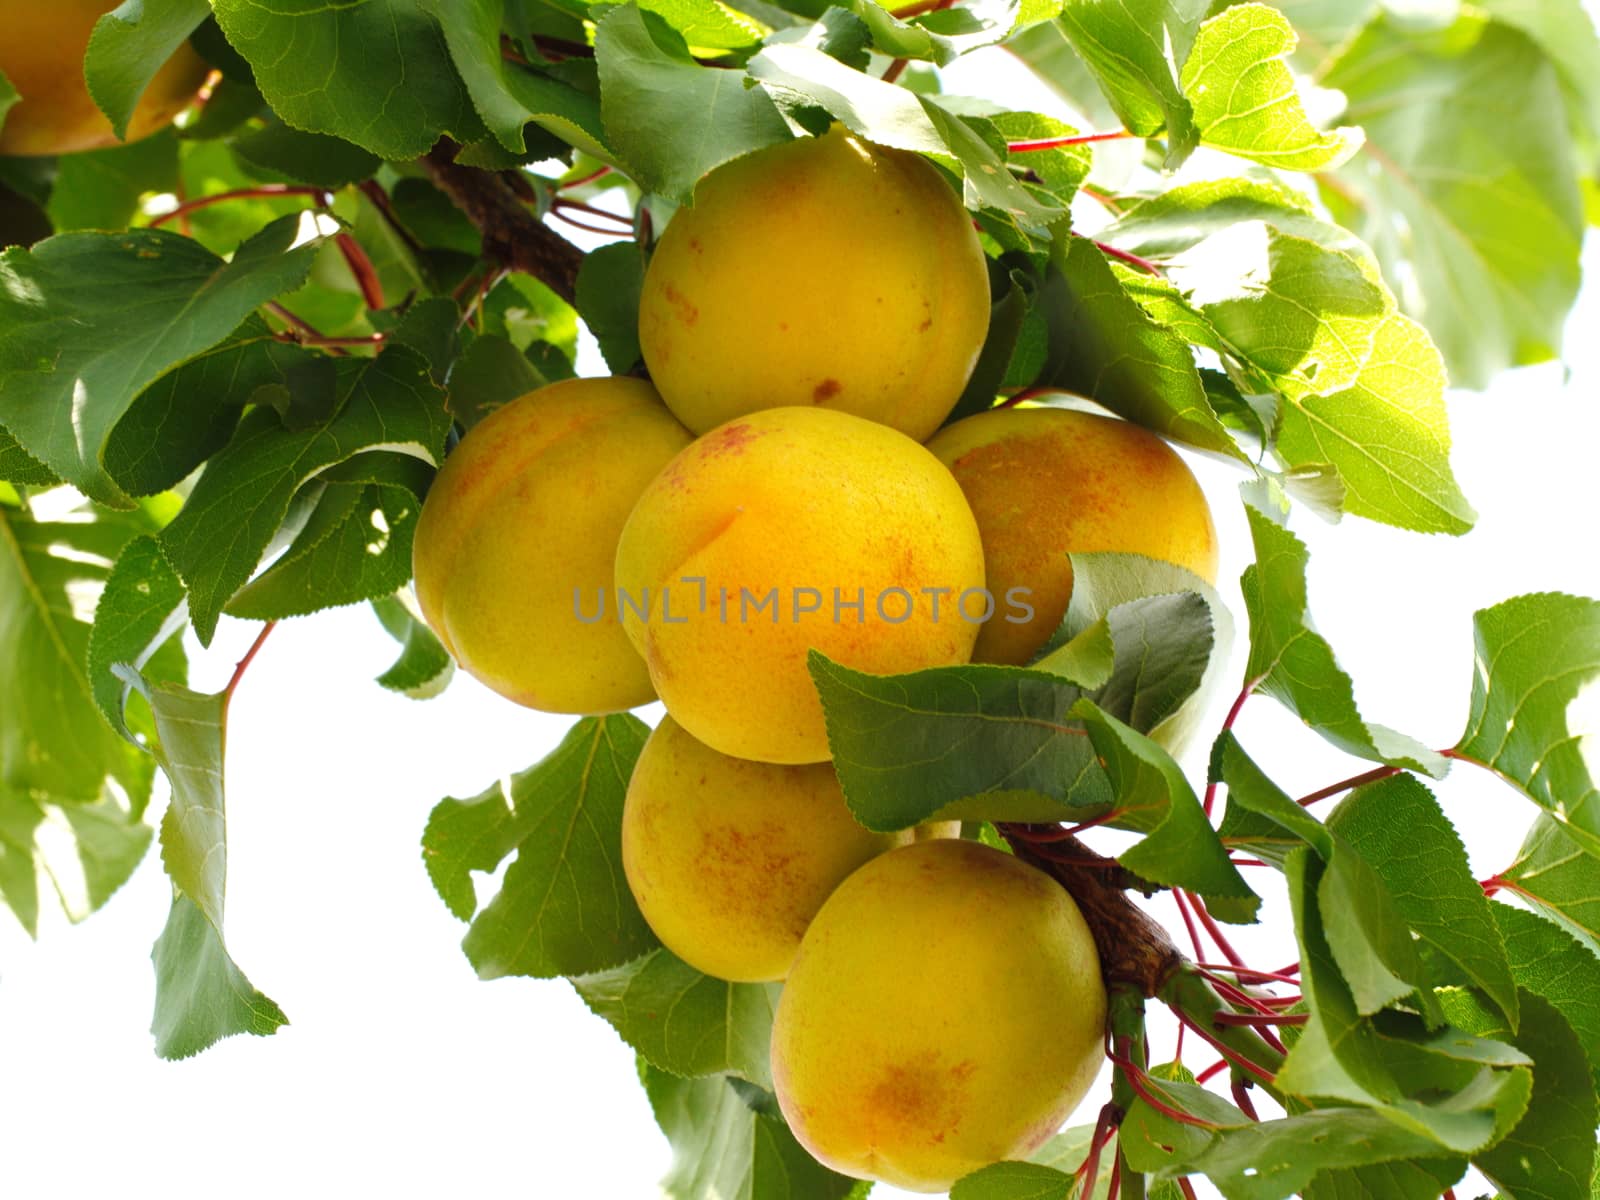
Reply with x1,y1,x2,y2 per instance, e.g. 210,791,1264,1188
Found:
3,44,1599,1200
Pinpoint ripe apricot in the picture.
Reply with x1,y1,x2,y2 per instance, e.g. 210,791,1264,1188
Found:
638,125,990,441
621,715,914,983
412,377,693,714
0,2,208,156
613,406,985,764
771,839,1106,1192
927,404,1219,665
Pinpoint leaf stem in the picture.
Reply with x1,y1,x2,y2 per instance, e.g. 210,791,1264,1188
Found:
224,622,277,710
1109,1047,1226,1130
1230,1078,1261,1121
558,165,614,191
149,184,333,228
1008,130,1134,152
881,57,910,84
1087,237,1163,275
1296,764,1403,807
888,0,956,18
1213,1010,1306,1028
335,232,386,310
1204,676,1262,815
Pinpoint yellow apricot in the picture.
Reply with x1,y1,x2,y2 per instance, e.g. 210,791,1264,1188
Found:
621,715,913,983
0,1,209,156
638,125,990,441
927,404,1219,666
613,406,985,764
771,839,1106,1193
412,377,693,714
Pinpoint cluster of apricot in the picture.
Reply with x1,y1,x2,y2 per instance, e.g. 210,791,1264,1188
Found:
416,128,1218,1192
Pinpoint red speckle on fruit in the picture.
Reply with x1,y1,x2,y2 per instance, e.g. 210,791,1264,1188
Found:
813,379,842,403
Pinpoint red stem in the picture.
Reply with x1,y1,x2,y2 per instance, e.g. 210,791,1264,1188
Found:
1297,764,1403,808
1205,676,1262,816
1230,1078,1261,1121
881,57,910,85
558,165,613,191
1231,857,1270,868
1196,963,1302,986
1075,1102,1121,1196
1089,237,1163,275
358,180,425,255
224,622,277,708
1106,1153,1122,1200
1178,1179,1198,1200
889,0,955,18
1109,1052,1225,1129
335,233,386,310
1172,890,1208,962
151,185,332,228
550,209,636,238
1186,893,1245,968
1009,130,1134,152
552,197,633,228
1195,1058,1229,1085
1170,1010,1278,1085
1214,1011,1307,1028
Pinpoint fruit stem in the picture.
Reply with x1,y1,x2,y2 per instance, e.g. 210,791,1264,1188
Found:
149,184,333,228
1008,130,1134,152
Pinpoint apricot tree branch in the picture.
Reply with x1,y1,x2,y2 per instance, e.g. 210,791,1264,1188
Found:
419,140,585,303
1000,826,1184,996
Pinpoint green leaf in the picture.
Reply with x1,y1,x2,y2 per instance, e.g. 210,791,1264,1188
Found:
1492,904,1600,1092
1055,0,1204,164
572,948,781,1088
1241,501,1449,774
1303,1160,1465,1200
0,426,57,487
127,674,288,1059
0,68,17,132
226,477,423,620
642,1065,861,1200
150,892,289,1060
1272,311,1475,535
231,120,381,188
86,535,188,740
1322,14,1583,388
1102,176,1366,262
1503,816,1600,954
1034,236,1244,459
210,0,484,159
0,506,158,927
1180,4,1362,170
949,1161,1074,1198
1216,733,1333,867
1457,593,1600,856
1474,992,1598,1200
432,0,610,158
84,0,209,140
641,0,767,51
445,332,547,429
1477,0,1600,133
1073,700,1257,915
422,715,660,979
371,593,455,699
45,133,180,232
0,219,322,507
945,265,1030,423
102,317,316,498
809,652,1107,830
1328,776,1518,1027
575,241,647,374
597,5,790,204
160,345,449,644
1169,224,1385,403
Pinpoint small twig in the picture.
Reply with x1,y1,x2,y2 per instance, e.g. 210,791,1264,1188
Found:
151,184,332,228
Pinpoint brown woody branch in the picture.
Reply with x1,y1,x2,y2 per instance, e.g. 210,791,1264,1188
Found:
1000,825,1185,997
419,140,585,304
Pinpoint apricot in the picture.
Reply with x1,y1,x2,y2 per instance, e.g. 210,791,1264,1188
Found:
620,715,920,982
412,377,693,714
637,125,990,441
926,404,1219,666
0,2,209,156
771,839,1106,1192
613,406,985,764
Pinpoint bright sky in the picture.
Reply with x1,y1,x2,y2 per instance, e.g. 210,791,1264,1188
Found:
4,41,1600,1200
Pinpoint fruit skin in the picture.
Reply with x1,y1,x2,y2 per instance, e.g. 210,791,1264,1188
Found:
614,406,986,764
0,2,209,156
621,715,916,983
927,404,1219,666
412,377,693,714
771,839,1107,1193
638,125,991,442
